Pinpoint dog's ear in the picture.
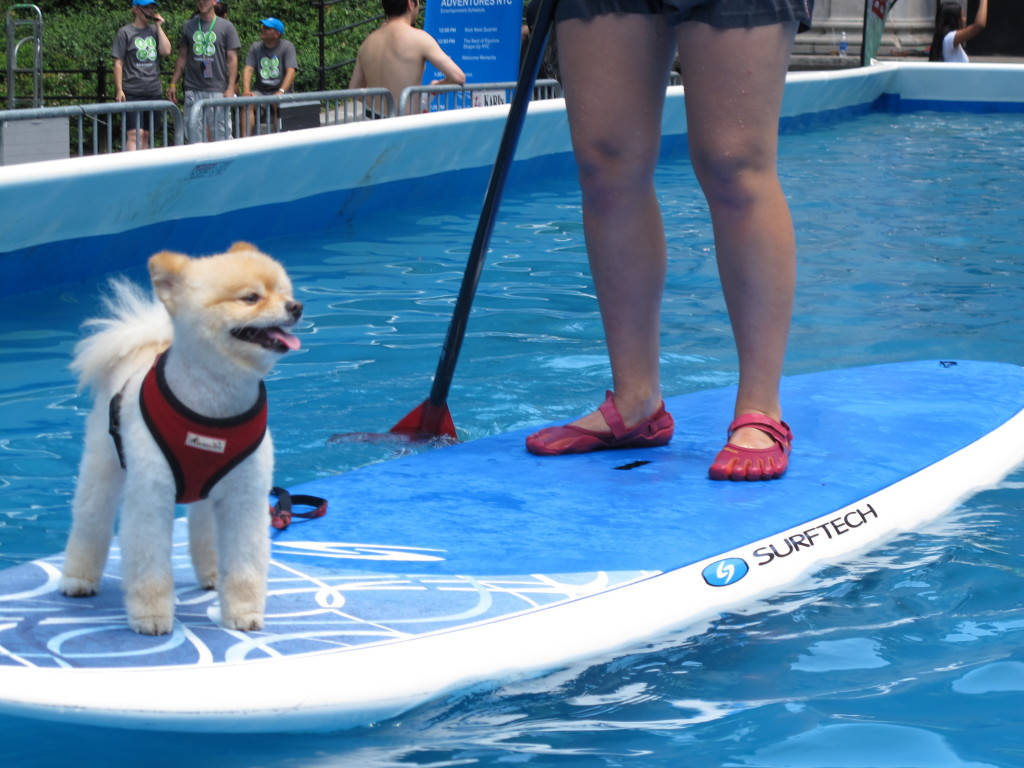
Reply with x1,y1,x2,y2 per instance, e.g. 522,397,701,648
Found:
227,241,259,254
148,251,191,312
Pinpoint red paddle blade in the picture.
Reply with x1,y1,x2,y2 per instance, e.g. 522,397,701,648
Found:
390,399,457,440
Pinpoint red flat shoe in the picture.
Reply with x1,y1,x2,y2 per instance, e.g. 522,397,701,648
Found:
708,413,793,481
526,391,674,456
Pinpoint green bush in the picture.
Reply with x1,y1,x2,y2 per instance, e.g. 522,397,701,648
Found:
3,0,384,105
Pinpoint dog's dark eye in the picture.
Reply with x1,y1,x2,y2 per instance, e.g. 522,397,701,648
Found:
240,293,262,305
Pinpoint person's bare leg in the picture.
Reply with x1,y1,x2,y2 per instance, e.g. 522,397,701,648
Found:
677,22,797,454
554,13,676,431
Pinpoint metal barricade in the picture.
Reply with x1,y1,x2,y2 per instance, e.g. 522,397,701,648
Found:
340,88,396,122
186,88,396,143
0,100,182,162
398,79,563,117
0,80,566,159
186,82,564,143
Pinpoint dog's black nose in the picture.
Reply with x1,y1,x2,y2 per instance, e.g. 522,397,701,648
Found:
287,300,303,320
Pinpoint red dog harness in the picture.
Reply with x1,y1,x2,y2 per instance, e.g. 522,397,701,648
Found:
110,352,268,504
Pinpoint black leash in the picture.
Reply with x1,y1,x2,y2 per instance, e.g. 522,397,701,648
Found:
269,486,328,530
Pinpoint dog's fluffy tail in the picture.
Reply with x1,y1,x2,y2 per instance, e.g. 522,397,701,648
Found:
71,278,172,393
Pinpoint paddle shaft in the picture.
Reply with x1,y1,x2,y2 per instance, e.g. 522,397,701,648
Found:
425,0,558,410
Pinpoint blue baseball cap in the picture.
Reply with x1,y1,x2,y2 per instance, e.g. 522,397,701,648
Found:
260,18,284,34
133,0,158,6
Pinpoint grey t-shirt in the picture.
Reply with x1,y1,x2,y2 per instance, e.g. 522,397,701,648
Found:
178,15,241,92
244,39,298,93
112,23,163,99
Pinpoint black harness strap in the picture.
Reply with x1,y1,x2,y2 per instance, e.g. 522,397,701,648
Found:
109,389,128,470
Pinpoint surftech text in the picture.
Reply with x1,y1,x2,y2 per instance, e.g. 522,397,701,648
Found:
753,504,879,565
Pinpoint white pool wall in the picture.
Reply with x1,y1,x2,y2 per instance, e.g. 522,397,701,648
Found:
1,63,1020,296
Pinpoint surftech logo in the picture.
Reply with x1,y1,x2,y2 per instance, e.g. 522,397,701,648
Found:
702,557,749,587
701,504,882,587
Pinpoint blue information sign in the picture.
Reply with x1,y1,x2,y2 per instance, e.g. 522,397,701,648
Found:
423,0,524,86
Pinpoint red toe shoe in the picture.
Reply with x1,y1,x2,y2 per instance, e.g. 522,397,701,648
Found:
526,391,674,456
708,413,793,481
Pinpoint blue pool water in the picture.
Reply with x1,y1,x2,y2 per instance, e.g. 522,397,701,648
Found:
1,109,1023,765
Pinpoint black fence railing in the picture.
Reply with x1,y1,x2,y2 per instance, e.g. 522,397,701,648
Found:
42,61,114,104
2,2,410,107
4,2,527,107
3,59,158,106
312,0,383,91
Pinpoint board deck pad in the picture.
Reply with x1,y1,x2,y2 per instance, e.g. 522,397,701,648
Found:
1,360,1023,730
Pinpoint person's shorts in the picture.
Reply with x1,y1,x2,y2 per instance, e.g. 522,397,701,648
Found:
554,0,814,33
185,89,233,142
122,92,161,131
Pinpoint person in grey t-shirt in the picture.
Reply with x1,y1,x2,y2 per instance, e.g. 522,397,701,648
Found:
168,0,241,142
112,0,171,150
240,17,298,135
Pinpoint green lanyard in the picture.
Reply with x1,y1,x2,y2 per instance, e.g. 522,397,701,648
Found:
200,14,217,38
194,14,217,58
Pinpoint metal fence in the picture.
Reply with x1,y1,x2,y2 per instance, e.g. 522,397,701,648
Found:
187,80,563,143
311,0,383,91
0,100,182,163
185,88,397,142
0,80,565,162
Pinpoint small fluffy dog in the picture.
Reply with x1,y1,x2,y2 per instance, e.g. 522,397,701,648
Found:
60,243,302,635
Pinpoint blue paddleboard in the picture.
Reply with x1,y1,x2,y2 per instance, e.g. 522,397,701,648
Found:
0,360,1022,732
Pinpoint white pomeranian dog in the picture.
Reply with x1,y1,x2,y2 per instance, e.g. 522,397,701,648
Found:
60,243,302,635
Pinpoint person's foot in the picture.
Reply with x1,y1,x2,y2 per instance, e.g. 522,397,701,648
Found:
708,413,792,481
526,391,674,455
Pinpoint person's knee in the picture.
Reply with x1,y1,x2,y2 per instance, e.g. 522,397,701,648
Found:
576,142,658,209
692,146,776,211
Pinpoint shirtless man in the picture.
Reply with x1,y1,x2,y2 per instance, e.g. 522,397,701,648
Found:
349,0,466,116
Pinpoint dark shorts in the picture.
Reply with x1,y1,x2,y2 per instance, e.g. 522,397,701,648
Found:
554,0,813,32
122,92,161,131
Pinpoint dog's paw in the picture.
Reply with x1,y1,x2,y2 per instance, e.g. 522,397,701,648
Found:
128,613,175,636
59,575,99,597
221,612,264,632
125,586,175,635
190,552,218,590
196,572,217,590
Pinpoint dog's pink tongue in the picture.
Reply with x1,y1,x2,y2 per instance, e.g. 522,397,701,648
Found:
269,328,301,351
